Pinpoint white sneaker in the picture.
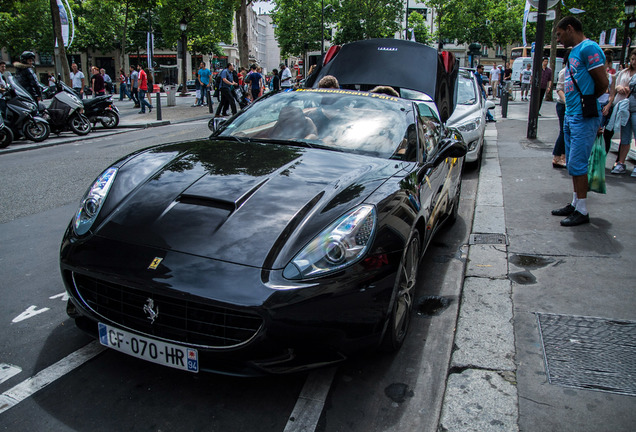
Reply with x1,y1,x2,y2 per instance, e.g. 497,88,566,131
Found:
611,163,627,174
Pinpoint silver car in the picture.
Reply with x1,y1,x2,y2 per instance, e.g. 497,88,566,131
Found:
447,69,495,166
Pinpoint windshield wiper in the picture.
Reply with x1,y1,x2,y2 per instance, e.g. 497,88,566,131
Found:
213,135,248,144
255,138,315,149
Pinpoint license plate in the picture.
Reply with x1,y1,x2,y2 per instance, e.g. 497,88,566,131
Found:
98,323,198,373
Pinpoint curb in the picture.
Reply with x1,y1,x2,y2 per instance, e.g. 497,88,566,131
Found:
438,123,520,432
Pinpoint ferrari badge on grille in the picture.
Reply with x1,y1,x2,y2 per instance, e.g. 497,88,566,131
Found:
143,298,159,324
148,257,163,270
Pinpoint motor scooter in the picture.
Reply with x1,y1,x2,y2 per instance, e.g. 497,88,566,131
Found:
82,93,120,128
3,73,50,142
39,80,91,136
0,111,14,148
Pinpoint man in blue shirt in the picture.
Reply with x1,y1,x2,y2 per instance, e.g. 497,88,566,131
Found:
197,62,212,106
551,16,608,226
475,65,496,123
246,64,262,102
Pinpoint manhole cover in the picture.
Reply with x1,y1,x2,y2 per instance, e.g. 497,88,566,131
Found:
469,233,508,245
537,313,636,396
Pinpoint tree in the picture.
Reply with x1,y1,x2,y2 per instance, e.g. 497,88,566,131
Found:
407,10,432,45
0,0,54,59
332,0,404,45
271,0,324,58
235,0,253,68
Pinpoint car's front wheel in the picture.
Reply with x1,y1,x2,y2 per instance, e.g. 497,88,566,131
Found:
381,229,420,352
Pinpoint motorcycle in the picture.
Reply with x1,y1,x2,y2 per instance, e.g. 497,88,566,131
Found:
39,81,91,136
0,111,14,148
82,93,120,129
3,73,50,142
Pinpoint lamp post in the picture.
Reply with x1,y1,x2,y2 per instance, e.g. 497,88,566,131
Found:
321,0,324,58
179,18,188,96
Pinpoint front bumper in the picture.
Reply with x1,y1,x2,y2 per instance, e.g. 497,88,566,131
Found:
60,234,401,375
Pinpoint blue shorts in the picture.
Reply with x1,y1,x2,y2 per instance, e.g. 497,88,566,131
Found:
564,114,601,176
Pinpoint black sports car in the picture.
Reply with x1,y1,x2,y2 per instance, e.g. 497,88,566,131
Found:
60,40,466,376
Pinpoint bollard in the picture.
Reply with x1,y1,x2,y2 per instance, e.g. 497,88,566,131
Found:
156,91,162,121
501,87,508,118
207,88,213,114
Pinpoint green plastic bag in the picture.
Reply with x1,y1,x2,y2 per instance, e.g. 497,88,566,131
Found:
588,135,606,194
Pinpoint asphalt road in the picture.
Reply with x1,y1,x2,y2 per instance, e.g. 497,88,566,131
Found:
0,123,478,431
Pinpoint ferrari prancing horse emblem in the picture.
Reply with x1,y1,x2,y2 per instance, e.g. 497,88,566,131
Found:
148,257,163,270
143,298,159,324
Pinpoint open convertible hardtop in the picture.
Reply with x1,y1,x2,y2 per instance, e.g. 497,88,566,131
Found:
305,38,459,122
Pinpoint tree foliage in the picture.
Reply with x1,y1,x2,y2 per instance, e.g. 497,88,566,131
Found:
332,0,404,45
271,0,325,57
0,0,54,58
407,10,432,45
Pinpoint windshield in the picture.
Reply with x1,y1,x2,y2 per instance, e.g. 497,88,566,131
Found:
456,74,477,105
4,73,35,102
217,89,413,159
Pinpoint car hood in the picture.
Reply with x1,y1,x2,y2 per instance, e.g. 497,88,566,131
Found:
447,102,481,126
96,139,402,269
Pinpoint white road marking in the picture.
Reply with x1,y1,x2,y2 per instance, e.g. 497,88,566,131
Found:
49,292,70,301
0,364,21,385
283,367,337,432
11,306,50,323
0,341,105,415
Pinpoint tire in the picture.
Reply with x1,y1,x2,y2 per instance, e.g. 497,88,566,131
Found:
100,111,119,129
24,119,50,142
0,127,14,148
381,229,420,352
69,113,91,136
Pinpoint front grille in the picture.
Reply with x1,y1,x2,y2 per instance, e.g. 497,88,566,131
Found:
72,273,263,349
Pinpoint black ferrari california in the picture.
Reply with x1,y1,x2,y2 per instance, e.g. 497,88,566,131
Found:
60,40,466,376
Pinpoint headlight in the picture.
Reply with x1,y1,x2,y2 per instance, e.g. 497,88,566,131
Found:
456,116,481,132
73,167,117,236
283,205,376,280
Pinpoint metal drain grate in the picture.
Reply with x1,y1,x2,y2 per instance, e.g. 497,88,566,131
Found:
537,313,636,396
469,233,508,245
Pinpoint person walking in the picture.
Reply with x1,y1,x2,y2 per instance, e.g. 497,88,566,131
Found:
271,69,280,92
118,68,129,101
197,62,212,106
101,68,112,94
91,66,105,97
246,64,262,101
280,63,293,89
137,65,152,114
129,65,140,108
605,50,636,175
70,63,85,99
521,64,532,101
214,63,237,117
538,58,553,114
489,64,499,99
551,16,608,226
476,65,496,122
552,55,568,168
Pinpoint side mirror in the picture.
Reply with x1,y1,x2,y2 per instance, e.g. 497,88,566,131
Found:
434,137,467,164
485,100,496,110
208,116,226,132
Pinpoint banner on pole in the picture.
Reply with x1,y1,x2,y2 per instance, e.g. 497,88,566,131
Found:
609,28,617,46
600,31,606,46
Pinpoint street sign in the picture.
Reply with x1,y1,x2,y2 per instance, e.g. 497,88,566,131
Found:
527,9,556,22
528,0,558,8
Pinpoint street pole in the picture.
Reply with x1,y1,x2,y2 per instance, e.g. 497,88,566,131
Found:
179,18,188,97
321,0,324,58
527,0,548,140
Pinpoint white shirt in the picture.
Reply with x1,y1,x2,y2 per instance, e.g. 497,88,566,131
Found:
490,67,500,82
70,71,84,88
280,67,292,88
521,69,532,84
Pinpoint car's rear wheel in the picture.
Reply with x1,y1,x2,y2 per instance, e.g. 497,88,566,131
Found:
381,229,420,352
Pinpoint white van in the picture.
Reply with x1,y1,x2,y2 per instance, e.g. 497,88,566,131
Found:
511,57,564,85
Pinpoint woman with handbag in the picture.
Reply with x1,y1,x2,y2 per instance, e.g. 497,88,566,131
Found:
604,50,636,175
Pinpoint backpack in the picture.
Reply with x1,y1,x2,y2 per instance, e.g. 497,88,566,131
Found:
244,73,252,84
214,72,222,90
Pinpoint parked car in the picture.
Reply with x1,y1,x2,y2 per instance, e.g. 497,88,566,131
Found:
447,68,495,166
60,39,467,376
177,80,196,92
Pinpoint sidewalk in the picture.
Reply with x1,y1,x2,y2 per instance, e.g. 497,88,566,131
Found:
439,99,636,431
0,91,212,155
